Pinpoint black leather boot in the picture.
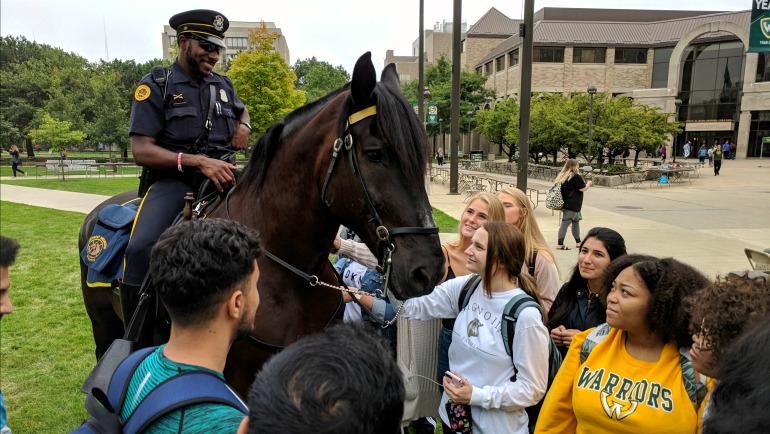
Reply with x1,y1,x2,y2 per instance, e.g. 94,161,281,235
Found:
118,281,142,329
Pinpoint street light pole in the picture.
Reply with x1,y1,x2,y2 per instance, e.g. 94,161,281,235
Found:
439,118,444,154
672,98,682,163
466,110,473,152
587,85,597,162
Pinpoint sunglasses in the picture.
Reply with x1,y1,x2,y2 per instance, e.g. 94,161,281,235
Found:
185,34,222,54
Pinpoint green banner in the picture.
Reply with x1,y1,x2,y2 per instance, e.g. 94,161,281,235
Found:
427,103,438,125
749,1,770,52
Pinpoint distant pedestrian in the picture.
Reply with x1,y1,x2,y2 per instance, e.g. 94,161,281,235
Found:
555,159,592,250
707,145,714,167
7,145,26,177
683,141,691,159
436,148,444,166
660,144,667,160
729,141,737,159
714,145,723,176
722,140,730,160
698,145,707,166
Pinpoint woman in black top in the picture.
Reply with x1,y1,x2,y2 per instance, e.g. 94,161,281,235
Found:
547,227,626,357
554,159,592,250
7,145,26,177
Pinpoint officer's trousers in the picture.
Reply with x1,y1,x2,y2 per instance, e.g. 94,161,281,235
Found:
123,178,195,286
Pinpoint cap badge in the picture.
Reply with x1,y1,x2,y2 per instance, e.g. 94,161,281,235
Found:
213,15,225,32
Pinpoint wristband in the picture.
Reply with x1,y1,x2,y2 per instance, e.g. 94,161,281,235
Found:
177,153,184,172
240,121,252,132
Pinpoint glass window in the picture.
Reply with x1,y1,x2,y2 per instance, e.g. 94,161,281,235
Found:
573,47,606,63
615,48,648,64
691,91,716,105
476,66,482,75
719,40,744,58
496,56,505,72
692,58,718,90
654,47,673,64
757,53,770,82
484,61,493,75
533,47,564,63
508,49,519,67
652,47,673,88
695,44,720,60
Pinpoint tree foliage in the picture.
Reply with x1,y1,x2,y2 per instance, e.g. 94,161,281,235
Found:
29,113,86,152
293,57,349,102
228,50,305,136
475,98,518,161
401,56,495,137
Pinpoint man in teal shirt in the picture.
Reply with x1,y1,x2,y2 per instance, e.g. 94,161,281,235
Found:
1,236,20,434
118,218,262,433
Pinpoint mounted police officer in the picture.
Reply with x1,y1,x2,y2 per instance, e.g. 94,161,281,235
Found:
121,9,251,325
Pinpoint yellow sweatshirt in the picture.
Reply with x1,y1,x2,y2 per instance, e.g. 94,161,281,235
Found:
535,327,698,434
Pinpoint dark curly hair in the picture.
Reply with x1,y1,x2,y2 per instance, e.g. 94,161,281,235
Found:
600,254,709,348
0,236,20,267
684,274,770,368
703,313,770,434
150,219,262,327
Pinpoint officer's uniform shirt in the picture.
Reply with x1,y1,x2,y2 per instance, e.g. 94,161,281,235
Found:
129,61,245,161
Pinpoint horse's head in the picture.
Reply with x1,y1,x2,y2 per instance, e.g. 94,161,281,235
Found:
324,52,444,299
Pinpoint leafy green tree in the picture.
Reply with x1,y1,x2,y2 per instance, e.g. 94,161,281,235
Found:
29,113,86,152
293,57,349,102
402,56,495,136
0,115,22,149
228,50,305,136
475,98,518,161
85,69,129,155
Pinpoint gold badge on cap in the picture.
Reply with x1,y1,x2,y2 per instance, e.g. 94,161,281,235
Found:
134,84,151,101
213,15,224,32
219,89,228,102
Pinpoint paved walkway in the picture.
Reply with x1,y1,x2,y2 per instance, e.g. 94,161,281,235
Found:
1,158,769,278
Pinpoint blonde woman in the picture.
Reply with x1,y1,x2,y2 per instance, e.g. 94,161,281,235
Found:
553,159,592,250
7,145,26,177
497,187,559,310
437,192,505,392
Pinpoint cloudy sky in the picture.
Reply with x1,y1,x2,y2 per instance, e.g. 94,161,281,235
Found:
1,0,749,73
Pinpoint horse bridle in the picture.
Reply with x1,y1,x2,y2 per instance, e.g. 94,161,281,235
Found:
241,104,438,327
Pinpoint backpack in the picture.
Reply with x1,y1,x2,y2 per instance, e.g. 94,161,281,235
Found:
545,184,564,210
71,346,247,434
579,323,707,411
457,270,563,433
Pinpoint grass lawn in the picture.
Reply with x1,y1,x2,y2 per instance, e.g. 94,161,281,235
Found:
2,177,138,196
433,207,458,233
0,202,93,433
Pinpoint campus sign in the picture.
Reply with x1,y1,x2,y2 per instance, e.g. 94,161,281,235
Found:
749,0,770,52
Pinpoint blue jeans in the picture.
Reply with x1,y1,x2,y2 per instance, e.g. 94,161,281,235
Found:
436,326,453,394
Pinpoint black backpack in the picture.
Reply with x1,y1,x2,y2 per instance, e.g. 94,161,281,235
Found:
71,346,247,434
457,272,563,433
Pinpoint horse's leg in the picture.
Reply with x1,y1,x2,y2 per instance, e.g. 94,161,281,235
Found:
80,263,124,360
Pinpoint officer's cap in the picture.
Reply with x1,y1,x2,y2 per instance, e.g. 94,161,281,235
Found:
170,9,229,48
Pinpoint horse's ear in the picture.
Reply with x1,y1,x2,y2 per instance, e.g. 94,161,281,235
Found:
351,52,376,107
381,63,400,89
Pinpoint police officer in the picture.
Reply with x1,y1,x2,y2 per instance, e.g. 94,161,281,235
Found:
121,9,251,325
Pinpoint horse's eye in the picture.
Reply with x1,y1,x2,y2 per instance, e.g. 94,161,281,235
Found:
365,150,383,162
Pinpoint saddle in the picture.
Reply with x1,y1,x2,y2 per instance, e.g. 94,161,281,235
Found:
80,171,241,289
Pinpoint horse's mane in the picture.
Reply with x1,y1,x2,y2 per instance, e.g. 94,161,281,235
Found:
242,78,427,188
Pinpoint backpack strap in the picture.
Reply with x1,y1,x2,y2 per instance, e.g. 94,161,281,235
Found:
579,324,707,410
457,274,482,312
502,294,543,358
107,346,158,414
123,371,248,434
527,251,538,277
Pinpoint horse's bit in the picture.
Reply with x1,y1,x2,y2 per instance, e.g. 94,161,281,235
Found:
263,104,439,328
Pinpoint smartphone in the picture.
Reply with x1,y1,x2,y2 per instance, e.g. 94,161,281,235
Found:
445,371,463,388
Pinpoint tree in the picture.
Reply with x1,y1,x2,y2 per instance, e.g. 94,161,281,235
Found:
401,56,495,138
228,47,305,136
293,57,349,102
475,99,518,161
85,68,130,157
28,113,86,153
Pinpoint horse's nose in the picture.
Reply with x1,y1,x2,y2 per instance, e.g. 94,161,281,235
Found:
410,266,437,295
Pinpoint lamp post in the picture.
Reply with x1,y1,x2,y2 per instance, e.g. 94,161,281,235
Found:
587,85,597,162
672,98,682,163
439,118,444,153
466,110,473,152
424,87,432,174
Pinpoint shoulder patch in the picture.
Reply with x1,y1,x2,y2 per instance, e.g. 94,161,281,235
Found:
134,84,151,101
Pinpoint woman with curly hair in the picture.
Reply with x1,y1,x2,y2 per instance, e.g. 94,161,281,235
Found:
497,187,559,310
547,227,626,357
685,273,770,432
535,254,710,434
702,312,770,434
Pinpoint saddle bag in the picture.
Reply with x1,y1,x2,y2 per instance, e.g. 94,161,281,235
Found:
80,202,139,288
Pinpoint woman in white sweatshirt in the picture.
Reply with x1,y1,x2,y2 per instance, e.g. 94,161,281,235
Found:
401,222,550,434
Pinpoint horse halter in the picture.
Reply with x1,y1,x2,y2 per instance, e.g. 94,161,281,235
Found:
320,104,438,296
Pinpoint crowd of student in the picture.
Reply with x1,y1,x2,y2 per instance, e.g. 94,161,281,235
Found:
2,199,768,433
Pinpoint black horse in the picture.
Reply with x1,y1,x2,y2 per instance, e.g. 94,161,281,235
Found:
79,52,445,395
